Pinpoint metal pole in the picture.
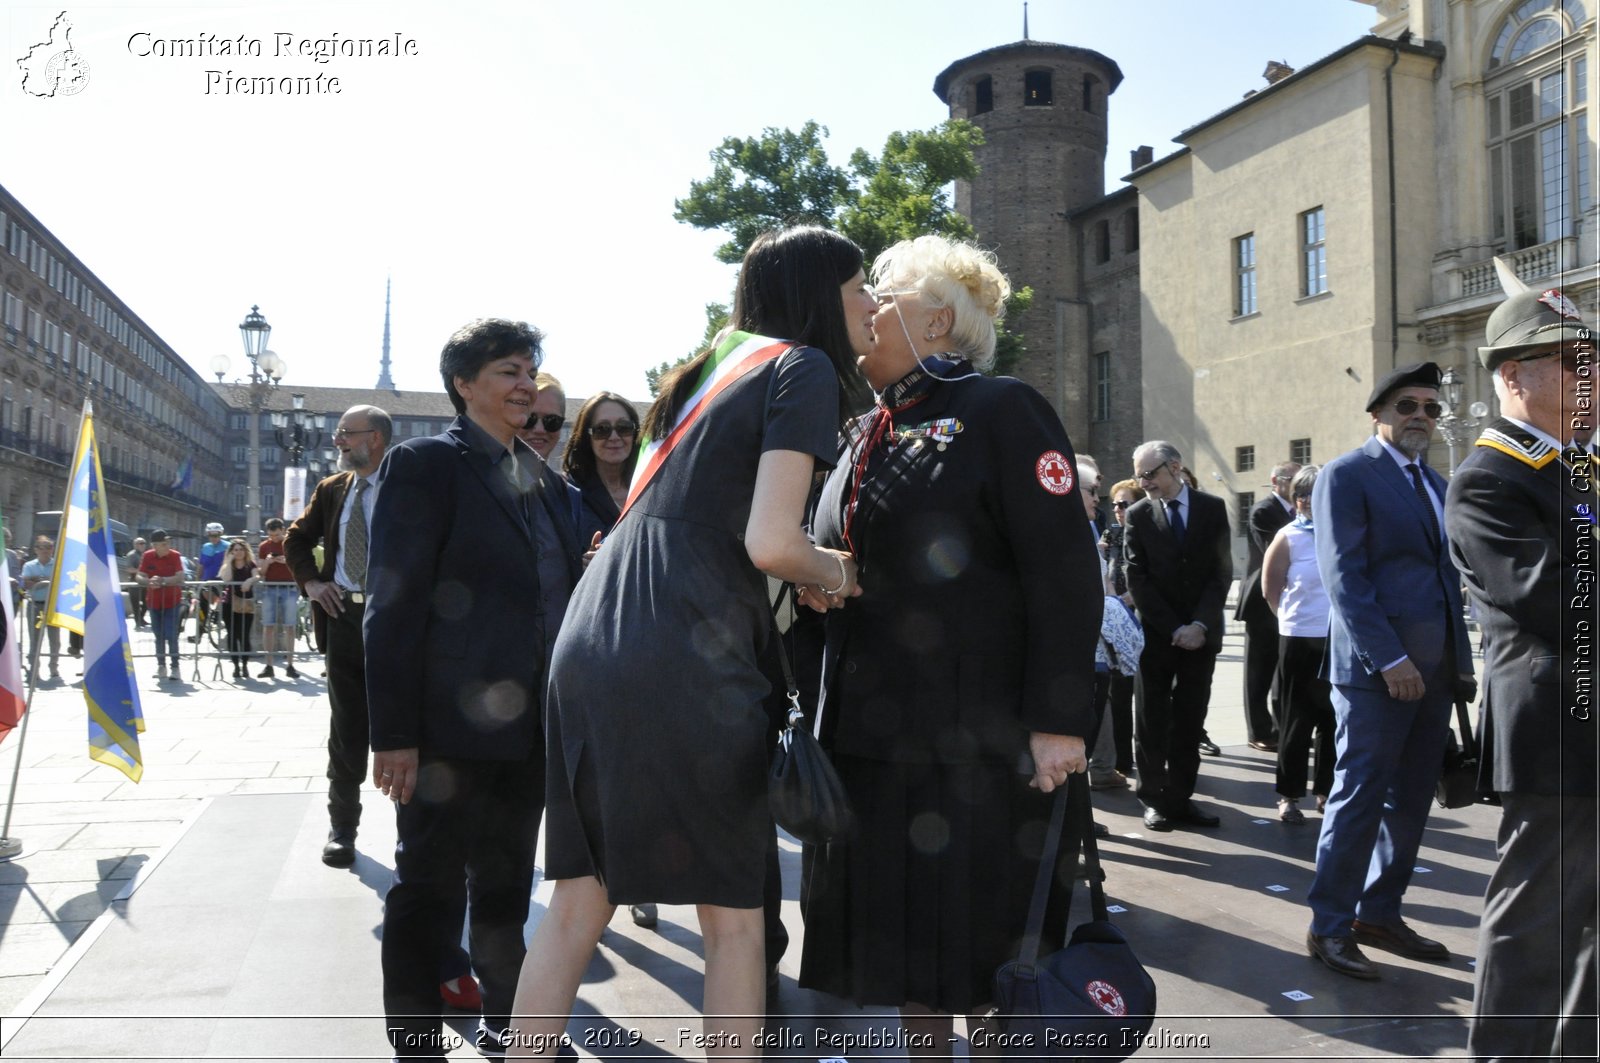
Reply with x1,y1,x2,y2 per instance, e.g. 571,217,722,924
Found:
246,379,261,539
0,603,48,860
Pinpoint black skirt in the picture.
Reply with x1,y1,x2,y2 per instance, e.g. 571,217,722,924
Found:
798,754,1074,1014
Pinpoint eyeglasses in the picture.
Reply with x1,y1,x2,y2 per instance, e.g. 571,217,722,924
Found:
1111,500,1131,510
589,421,637,440
1513,342,1595,368
873,288,918,305
1135,465,1168,483
529,413,564,432
1390,398,1444,419
332,427,378,440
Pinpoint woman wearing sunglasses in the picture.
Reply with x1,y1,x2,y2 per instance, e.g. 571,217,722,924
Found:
561,391,641,533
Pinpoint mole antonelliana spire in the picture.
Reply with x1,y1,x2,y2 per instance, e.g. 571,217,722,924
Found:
376,275,394,390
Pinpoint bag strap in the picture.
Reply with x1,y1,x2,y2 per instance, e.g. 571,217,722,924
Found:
1453,698,1478,758
768,582,807,735
1015,773,1108,966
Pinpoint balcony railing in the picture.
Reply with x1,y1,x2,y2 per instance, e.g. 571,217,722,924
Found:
1453,237,1583,300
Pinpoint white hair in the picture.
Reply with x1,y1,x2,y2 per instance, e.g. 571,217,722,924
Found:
872,235,1011,371
1076,454,1101,483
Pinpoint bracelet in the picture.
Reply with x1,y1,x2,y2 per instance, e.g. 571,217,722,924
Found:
820,554,849,596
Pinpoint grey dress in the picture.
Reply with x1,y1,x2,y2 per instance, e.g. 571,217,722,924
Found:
542,345,839,907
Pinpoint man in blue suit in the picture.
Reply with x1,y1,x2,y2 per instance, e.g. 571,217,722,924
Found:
366,319,557,1059
1305,362,1476,980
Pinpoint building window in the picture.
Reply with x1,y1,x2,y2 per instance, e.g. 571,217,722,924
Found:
1233,233,1258,316
973,76,993,115
1237,491,1256,519
1236,445,1256,472
1123,208,1139,253
1486,2,1590,249
1024,70,1052,106
1092,220,1111,264
232,484,247,513
1290,437,1312,465
1082,75,1099,113
231,445,249,463
1300,206,1328,296
1093,352,1111,422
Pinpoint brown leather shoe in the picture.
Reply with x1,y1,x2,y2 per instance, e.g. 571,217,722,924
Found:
1352,919,1449,962
1306,931,1381,980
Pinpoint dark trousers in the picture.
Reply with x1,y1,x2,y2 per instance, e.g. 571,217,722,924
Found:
1275,635,1335,799
1241,603,1282,744
1133,640,1217,811
128,584,147,625
1469,792,1598,1062
324,603,369,834
384,751,544,1056
1109,672,1135,774
223,603,254,669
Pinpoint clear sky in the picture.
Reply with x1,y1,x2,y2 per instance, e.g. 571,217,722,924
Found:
2,0,1378,402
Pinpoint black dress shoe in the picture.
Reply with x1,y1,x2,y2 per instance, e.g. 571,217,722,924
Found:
1353,919,1450,961
1167,800,1221,827
1141,806,1172,832
1248,739,1278,752
321,832,356,868
1306,931,1381,980
1092,820,1110,838
1198,738,1222,756
284,663,300,679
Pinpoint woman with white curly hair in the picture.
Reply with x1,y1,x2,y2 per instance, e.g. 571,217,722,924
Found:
798,235,1103,1053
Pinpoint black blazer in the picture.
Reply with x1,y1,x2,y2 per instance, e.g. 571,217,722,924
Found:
1446,419,1596,795
364,417,546,759
1122,489,1233,654
1233,493,1293,621
812,372,1103,764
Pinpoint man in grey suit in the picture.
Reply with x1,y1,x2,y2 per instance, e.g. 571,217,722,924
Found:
1305,362,1475,980
1448,288,1596,1061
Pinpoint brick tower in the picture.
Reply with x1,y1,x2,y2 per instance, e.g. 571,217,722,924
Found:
934,39,1122,437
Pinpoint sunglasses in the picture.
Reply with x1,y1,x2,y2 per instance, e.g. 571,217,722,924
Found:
1111,500,1131,510
589,421,637,440
529,413,565,432
1391,398,1444,418
1135,465,1167,483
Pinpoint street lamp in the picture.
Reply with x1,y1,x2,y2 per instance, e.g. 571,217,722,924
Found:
210,306,287,537
274,393,322,518
1437,366,1489,473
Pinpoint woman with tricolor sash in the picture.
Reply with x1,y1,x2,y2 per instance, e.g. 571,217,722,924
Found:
795,235,1103,1054
511,225,876,1058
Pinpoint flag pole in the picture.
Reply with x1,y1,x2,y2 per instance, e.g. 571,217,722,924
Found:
0,589,46,861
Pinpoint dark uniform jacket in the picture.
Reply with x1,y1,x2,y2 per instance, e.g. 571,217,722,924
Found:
1445,418,1597,795
364,417,546,760
1122,489,1233,654
1233,493,1294,621
812,367,1102,765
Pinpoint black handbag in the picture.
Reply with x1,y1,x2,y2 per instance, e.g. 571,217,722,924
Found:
1435,699,1481,810
993,775,1156,1059
766,584,852,844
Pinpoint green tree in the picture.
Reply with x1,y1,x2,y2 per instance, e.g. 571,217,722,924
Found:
671,118,1030,386
646,301,728,396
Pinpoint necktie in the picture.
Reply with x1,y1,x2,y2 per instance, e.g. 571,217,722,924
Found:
343,478,370,590
1167,498,1186,546
1406,464,1440,545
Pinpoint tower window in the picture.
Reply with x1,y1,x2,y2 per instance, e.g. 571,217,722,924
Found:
974,76,993,115
1123,208,1140,253
1025,70,1052,106
1093,352,1111,422
1092,220,1111,264
1083,75,1100,114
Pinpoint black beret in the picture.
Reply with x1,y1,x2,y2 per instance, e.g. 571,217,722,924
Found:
1366,361,1441,412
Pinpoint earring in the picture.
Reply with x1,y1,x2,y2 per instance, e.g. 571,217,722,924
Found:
925,332,936,341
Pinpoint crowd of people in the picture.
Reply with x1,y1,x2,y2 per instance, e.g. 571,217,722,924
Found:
69,228,1581,1061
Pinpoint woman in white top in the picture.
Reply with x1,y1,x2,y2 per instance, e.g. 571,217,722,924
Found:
1261,465,1334,824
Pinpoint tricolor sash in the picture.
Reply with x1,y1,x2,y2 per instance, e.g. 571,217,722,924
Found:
615,331,792,525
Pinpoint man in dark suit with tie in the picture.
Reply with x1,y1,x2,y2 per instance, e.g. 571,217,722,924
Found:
1122,440,1234,832
1305,362,1475,980
286,404,391,869
365,319,550,1060
1233,461,1299,750
1448,288,1596,1061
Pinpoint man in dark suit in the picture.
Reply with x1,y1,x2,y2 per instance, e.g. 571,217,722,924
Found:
286,404,391,869
1122,440,1233,832
1233,461,1299,750
366,319,550,1060
1305,362,1475,980
1448,288,1596,1061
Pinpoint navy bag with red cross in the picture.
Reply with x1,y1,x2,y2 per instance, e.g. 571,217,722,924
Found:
993,774,1157,1058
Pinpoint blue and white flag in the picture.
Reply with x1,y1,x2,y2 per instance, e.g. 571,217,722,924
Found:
45,401,145,781
169,456,193,493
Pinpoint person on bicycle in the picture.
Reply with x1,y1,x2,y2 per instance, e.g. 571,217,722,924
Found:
193,522,229,642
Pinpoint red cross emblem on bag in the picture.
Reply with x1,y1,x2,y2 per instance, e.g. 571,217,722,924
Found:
1085,978,1128,1016
1036,450,1074,495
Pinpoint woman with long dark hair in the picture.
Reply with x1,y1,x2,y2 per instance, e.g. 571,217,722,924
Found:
510,225,875,1058
219,538,258,680
560,391,642,532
